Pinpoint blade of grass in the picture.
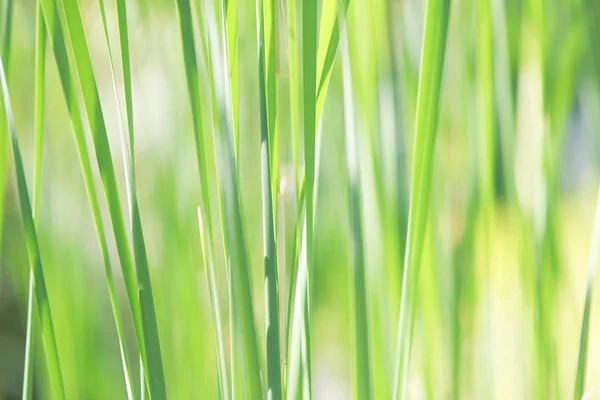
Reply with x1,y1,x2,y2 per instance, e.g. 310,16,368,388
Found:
22,4,46,399
198,207,230,400
0,0,12,265
0,52,65,400
206,0,262,397
340,16,372,400
257,0,283,396
392,0,452,397
44,0,167,396
225,0,239,160
301,0,317,395
573,186,600,400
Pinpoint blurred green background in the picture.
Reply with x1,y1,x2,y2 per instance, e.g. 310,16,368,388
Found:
1,0,600,398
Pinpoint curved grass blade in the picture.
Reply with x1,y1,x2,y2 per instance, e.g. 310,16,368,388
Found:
22,5,46,398
391,0,452,397
0,53,65,400
340,17,371,400
257,0,283,396
573,187,600,399
198,208,230,400
42,0,167,396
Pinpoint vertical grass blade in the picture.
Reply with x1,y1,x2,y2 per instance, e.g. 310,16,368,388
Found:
301,0,317,395
392,0,452,397
175,0,214,232
0,0,12,261
340,17,371,400
198,208,230,400
573,187,600,399
225,0,239,160
0,53,65,400
257,0,283,396
22,4,46,398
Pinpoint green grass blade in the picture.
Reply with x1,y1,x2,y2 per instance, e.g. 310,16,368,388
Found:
114,0,135,170
0,52,65,400
198,208,230,400
340,17,371,400
287,0,300,191
22,5,46,399
225,0,239,160
315,0,349,120
0,0,12,262
573,187,600,399
175,0,214,231
392,0,452,397
257,0,283,396
206,0,262,396
298,0,318,396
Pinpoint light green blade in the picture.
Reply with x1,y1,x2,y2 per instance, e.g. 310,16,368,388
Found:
340,15,371,400
392,0,452,397
574,187,600,400
0,52,65,400
257,0,283,396
198,207,230,400
22,4,46,399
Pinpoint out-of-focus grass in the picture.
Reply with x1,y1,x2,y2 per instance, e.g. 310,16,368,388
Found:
0,0,600,399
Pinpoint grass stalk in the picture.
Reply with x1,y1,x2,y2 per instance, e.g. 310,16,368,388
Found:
0,52,65,400
391,0,452,397
340,17,372,400
22,4,46,398
257,0,283,397
573,186,600,399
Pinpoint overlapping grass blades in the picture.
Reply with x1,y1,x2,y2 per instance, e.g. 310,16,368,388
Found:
55,0,166,395
205,0,262,397
0,52,65,399
38,0,166,397
392,0,452,397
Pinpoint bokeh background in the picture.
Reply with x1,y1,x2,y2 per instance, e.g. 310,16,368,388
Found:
0,0,600,398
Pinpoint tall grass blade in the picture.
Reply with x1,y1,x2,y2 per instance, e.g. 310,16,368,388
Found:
0,53,65,400
198,208,230,400
340,17,371,400
573,190,600,399
392,0,452,397
22,4,46,398
257,0,283,396
0,0,12,261
300,0,317,395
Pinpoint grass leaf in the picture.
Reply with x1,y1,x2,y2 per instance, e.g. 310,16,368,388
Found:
392,0,452,397
0,51,65,400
